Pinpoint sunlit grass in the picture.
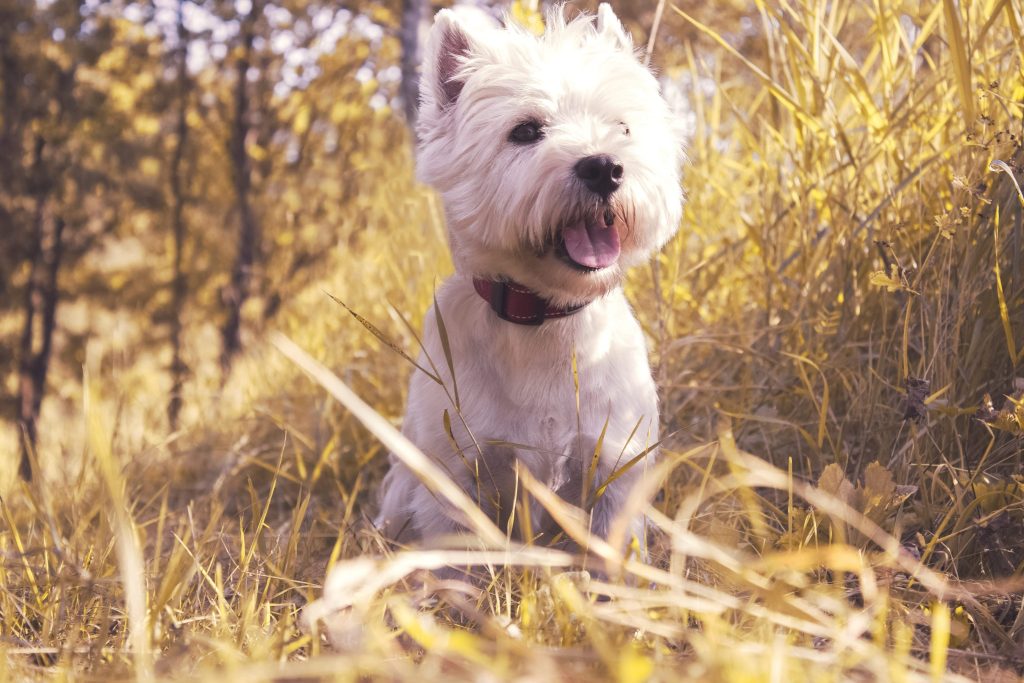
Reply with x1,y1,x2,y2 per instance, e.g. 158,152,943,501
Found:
3,0,1024,681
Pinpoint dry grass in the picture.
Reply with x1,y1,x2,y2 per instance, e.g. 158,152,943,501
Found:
3,1,1024,681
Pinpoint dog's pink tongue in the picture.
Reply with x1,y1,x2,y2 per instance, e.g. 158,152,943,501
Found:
562,218,621,269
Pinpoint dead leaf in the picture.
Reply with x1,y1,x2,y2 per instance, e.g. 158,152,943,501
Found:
903,377,930,421
814,461,917,545
818,464,855,506
976,393,999,422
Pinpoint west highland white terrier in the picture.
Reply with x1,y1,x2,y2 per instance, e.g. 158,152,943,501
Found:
376,4,684,554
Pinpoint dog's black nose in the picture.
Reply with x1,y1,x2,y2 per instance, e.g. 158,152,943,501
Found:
574,154,623,197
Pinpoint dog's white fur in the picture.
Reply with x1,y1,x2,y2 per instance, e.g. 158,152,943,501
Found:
376,4,684,547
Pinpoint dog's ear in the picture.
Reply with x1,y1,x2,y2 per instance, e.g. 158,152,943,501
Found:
596,3,632,52
424,10,477,108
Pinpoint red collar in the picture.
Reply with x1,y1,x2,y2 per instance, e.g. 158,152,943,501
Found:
472,278,588,326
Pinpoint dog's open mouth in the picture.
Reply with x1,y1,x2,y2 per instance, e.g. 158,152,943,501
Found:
557,207,621,272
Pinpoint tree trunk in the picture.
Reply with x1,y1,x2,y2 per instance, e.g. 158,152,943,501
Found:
168,0,190,430
1,21,23,306
220,0,261,378
399,0,428,125
18,137,65,480
0,39,18,161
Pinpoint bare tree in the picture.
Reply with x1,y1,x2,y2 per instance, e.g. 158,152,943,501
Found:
399,0,429,124
220,0,263,377
18,136,66,480
16,20,82,478
168,0,190,429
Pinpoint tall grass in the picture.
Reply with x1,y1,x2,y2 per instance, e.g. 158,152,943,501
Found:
2,1,1023,681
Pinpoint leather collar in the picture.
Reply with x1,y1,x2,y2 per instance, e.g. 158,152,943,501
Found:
472,278,589,326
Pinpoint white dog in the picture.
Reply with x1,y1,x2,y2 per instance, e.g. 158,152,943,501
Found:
376,4,684,552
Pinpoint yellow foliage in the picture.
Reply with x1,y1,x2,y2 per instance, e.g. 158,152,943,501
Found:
616,643,654,683
133,115,161,136
140,157,160,177
292,105,311,136
109,81,137,112
510,0,545,36
247,142,268,161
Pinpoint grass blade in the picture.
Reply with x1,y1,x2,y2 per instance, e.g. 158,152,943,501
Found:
271,332,504,546
433,292,460,410
326,290,442,385
943,0,975,126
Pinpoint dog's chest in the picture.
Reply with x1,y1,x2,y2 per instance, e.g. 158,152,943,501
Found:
451,311,657,452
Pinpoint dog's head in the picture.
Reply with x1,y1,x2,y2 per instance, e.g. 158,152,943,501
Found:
417,4,684,307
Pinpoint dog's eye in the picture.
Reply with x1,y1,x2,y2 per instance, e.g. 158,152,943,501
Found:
509,121,544,144
620,121,630,136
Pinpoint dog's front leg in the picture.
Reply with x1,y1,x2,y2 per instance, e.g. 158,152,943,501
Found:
579,449,651,559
